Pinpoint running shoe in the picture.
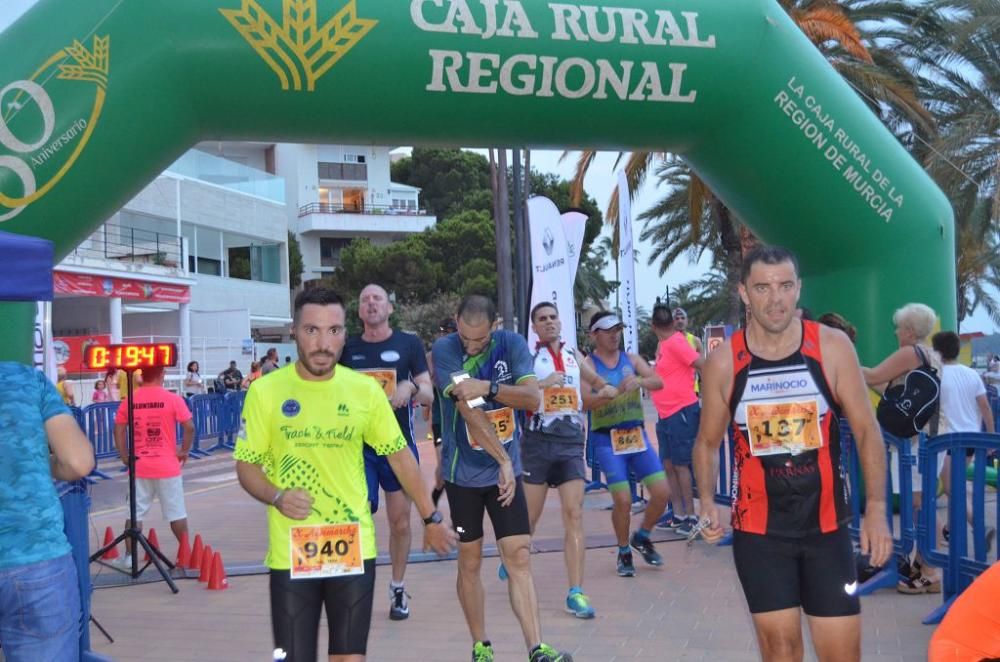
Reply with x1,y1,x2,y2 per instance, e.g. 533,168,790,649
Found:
498,562,508,581
565,591,595,619
389,585,410,620
653,508,675,531
616,550,635,577
529,643,574,661
897,574,941,594
630,532,663,566
676,516,700,537
472,641,494,662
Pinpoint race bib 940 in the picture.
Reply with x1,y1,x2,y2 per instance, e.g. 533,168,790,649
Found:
289,523,363,579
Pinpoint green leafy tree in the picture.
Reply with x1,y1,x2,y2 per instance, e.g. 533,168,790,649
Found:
390,148,492,219
287,230,304,289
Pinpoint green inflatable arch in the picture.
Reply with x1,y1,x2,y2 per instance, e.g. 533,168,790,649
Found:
0,0,954,364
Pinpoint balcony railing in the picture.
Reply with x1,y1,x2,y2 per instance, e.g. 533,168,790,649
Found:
298,203,430,217
70,222,183,268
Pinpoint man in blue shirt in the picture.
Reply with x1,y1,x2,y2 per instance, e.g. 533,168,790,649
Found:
340,283,434,621
433,296,573,662
0,362,95,662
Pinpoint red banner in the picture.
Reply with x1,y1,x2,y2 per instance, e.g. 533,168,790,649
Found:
54,271,190,303
53,334,112,374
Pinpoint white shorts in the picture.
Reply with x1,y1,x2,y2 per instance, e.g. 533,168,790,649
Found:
129,476,187,522
889,440,944,495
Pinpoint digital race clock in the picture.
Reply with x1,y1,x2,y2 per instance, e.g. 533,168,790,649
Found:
84,343,178,370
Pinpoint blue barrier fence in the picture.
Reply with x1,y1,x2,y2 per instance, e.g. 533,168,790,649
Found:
712,416,996,622
917,431,1000,624
840,424,916,596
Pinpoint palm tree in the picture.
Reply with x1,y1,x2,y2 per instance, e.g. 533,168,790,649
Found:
567,0,934,324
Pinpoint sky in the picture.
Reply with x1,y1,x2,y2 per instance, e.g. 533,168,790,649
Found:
2,1,996,335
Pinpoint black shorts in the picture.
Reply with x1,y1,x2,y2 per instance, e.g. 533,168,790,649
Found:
521,429,586,487
445,478,532,543
269,559,376,660
732,528,860,617
432,422,443,447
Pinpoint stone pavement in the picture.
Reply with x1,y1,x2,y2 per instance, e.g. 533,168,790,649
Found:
85,414,944,661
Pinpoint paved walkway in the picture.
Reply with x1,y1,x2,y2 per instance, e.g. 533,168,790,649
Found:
85,414,945,661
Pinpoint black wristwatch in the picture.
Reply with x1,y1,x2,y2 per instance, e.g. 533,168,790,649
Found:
486,380,500,401
423,510,443,526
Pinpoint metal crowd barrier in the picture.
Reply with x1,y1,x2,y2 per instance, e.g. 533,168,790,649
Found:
917,431,1000,625
840,424,916,596
81,402,121,481
222,390,247,448
187,393,227,456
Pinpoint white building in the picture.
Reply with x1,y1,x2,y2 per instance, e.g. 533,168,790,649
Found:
271,144,435,283
53,142,434,402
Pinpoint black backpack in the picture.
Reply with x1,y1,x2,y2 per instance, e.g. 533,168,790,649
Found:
876,345,940,438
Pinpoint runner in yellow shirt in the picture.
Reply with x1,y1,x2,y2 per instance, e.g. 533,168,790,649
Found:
234,286,455,662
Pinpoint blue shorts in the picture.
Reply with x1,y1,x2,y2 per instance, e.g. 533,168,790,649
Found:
591,429,665,492
655,402,701,466
365,443,418,513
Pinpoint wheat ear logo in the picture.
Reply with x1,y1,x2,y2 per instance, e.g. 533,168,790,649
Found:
221,0,376,92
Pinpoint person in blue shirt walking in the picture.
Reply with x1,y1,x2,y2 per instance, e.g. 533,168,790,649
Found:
433,296,573,662
0,362,95,662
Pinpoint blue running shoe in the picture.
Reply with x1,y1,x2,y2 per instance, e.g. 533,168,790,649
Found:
630,531,663,567
654,509,676,531
565,591,595,619
617,550,635,577
498,562,508,581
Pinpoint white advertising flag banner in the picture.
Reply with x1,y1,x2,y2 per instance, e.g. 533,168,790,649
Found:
527,196,577,349
617,171,638,354
561,210,588,283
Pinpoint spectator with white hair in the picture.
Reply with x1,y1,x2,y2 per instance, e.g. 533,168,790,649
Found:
862,302,943,594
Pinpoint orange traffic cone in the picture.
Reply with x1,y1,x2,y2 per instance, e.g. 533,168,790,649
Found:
143,528,160,562
100,527,119,560
189,534,204,569
176,532,191,569
207,552,228,591
198,544,214,583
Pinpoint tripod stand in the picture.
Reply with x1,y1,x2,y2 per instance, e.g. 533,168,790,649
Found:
89,368,179,593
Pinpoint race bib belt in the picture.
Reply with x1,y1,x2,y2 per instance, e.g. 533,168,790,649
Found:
542,386,579,415
746,399,823,457
289,523,363,579
611,426,646,455
467,407,515,451
358,369,397,398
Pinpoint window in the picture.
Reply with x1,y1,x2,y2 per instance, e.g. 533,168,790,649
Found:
320,237,351,268
318,161,367,181
224,231,282,284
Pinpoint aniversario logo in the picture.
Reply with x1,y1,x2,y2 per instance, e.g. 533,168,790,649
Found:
0,36,109,222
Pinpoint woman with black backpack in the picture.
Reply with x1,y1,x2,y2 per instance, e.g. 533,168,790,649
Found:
862,302,943,594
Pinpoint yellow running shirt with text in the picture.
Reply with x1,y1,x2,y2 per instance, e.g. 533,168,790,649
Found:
234,364,406,570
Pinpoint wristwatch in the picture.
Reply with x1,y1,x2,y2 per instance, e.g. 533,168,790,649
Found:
486,380,500,401
423,510,443,526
